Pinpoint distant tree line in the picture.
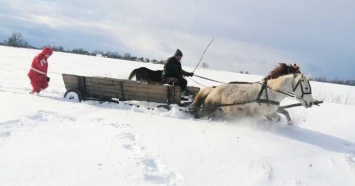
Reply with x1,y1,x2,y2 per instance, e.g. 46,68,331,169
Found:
311,77,355,86
2,32,36,48
2,32,166,64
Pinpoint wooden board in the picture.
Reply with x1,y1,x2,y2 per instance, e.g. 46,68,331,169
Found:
62,74,186,104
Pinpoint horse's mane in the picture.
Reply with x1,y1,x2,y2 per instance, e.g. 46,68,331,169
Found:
267,73,295,90
263,63,300,82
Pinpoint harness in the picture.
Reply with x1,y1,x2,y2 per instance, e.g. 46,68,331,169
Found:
187,75,311,111
293,78,312,99
186,82,279,111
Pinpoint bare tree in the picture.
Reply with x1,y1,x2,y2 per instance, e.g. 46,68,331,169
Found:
4,32,29,47
137,57,144,62
201,62,209,69
123,53,131,60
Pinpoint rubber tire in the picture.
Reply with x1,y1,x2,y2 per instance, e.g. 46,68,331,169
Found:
64,89,82,102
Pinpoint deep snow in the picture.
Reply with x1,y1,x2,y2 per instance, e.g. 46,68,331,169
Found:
1,46,355,186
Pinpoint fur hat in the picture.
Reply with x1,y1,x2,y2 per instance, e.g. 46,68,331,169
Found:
174,49,183,57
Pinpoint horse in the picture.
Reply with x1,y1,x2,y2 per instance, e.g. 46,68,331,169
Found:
190,63,302,123
190,73,313,123
128,67,162,82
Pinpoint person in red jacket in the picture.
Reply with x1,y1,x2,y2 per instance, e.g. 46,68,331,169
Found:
28,47,53,94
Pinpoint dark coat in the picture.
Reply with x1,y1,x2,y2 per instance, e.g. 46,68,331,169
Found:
162,57,184,79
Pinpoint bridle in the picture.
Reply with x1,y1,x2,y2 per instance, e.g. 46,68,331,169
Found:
292,75,312,99
257,74,311,100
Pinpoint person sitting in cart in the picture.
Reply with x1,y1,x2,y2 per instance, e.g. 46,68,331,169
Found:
162,49,194,94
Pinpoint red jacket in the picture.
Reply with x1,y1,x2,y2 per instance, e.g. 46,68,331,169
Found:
28,48,53,81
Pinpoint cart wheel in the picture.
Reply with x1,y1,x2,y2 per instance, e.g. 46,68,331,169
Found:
64,89,82,102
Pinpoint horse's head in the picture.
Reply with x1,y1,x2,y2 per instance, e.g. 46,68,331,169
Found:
292,74,313,108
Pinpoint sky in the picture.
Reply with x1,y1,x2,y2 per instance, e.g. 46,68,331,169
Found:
0,0,354,80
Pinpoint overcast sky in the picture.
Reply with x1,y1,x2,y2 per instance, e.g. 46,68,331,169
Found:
1,0,354,80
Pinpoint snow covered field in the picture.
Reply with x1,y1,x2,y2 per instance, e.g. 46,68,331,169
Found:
1,46,355,186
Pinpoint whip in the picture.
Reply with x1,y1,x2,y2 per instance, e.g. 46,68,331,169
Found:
192,38,214,73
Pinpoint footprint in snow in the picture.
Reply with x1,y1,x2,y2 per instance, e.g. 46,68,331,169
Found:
0,119,21,126
119,133,136,141
123,144,143,153
26,110,55,121
141,157,182,185
346,155,355,168
0,131,11,138
110,123,131,128
117,132,183,184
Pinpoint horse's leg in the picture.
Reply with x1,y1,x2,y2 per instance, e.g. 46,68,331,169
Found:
265,112,281,122
189,88,210,117
276,108,293,125
194,107,217,119
208,108,226,120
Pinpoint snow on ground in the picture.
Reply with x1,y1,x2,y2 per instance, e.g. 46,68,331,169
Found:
1,46,355,186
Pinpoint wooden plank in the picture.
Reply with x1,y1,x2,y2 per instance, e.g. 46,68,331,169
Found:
62,74,81,89
63,78,80,85
84,82,176,95
84,77,164,88
63,76,79,83
64,75,168,92
62,74,80,82
86,90,117,99
64,82,80,88
85,86,180,101
86,90,176,103
85,86,172,97
84,83,181,102
64,85,80,90
85,78,168,91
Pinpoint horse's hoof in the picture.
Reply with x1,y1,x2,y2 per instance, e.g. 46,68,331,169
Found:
287,121,294,126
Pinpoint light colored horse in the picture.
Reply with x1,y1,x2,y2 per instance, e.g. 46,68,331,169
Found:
190,73,313,122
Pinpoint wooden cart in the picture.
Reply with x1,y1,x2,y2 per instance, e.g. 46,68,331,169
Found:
62,73,200,105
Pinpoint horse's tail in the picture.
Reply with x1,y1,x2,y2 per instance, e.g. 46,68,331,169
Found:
128,69,137,80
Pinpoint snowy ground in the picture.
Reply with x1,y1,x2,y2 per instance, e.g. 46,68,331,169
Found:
1,46,355,186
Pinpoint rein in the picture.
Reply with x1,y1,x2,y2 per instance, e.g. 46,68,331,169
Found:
187,77,207,87
186,99,280,111
193,74,226,83
256,82,295,98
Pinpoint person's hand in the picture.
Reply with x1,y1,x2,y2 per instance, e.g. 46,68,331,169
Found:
188,72,194,77
46,76,50,82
